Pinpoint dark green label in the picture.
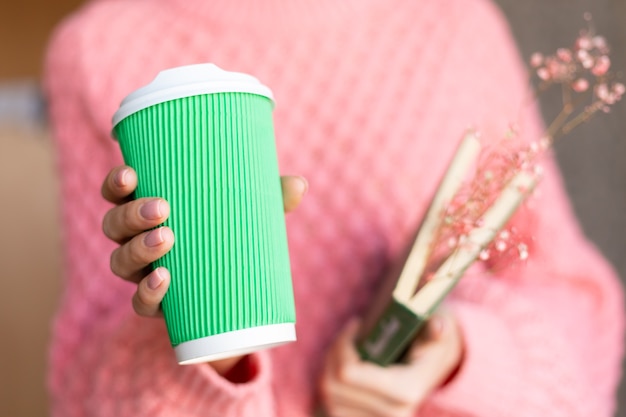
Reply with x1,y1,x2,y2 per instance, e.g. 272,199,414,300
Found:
357,299,427,366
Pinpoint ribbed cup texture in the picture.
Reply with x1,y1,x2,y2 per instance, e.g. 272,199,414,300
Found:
114,93,295,346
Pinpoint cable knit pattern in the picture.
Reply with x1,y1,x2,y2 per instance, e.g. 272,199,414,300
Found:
44,0,624,416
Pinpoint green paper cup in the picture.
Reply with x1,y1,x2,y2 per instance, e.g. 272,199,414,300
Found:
112,63,296,365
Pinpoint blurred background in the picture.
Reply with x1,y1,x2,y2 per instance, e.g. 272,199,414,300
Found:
0,0,624,416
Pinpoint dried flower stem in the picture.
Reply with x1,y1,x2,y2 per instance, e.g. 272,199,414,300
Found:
408,171,538,313
403,16,623,296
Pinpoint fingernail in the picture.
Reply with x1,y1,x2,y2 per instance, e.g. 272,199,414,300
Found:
114,169,129,187
299,176,309,195
147,268,168,290
140,200,164,220
144,228,164,247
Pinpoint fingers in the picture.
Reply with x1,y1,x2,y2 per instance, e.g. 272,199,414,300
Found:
104,174,297,243
104,169,307,212
335,318,361,360
102,166,138,204
321,311,464,417
105,169,306,321
324,319,414,405
103,197,170,243
328,321,405,401
110,227,175,283
132,267,170,317
325,318,360,380
104,172,300,244
103,166,172,318
337,361,415,405
281,175,308,212
331,410,376,417
323,378,411,417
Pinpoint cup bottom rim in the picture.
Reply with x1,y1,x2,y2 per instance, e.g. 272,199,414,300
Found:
174,323,296,365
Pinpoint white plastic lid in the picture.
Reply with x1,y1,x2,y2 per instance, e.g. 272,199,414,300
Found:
112,63,274,127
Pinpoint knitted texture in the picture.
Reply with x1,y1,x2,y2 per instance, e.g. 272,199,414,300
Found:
44,0,625,416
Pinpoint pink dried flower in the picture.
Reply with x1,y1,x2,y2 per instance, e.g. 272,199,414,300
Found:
539,137,551,150
593,82,624,106
576,49,594,68
593,36,608,52
530,53,544,68
431,18,622,275
529,142,540,153
596,83,610,100
518,243,529,260
537,68,550,81
576,35,592,51
546,58,569,81
572,78,589,92
557,48,572,63
592,56,611,76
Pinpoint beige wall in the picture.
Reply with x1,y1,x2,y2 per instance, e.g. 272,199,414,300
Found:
0,128,61,417
0,1,78,415
0,0,84,78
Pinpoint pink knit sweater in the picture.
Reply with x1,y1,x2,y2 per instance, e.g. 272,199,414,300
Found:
44,0,625,416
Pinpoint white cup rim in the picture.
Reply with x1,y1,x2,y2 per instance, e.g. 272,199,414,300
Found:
175,323,296,365
112,63,274,127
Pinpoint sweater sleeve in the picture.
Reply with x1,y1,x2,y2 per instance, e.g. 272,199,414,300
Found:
419,2,625,416
44,12,277,417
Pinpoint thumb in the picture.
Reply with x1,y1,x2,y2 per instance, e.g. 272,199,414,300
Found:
325,317,361,374
281,175,308,212
341,317,361,341
334,317,362,363
425,306,456,341
427,314,446,340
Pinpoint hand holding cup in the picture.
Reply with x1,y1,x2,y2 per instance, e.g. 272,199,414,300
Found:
109,63,302,365
102,166,307,317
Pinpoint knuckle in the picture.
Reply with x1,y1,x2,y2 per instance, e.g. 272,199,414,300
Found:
101,173,113,198
132,281,160,317
122,201,142,231
132,291,149,316
107,169,117,190
128,237,152,266
102,211,118,241
109,249,124,278
102,167,124,199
